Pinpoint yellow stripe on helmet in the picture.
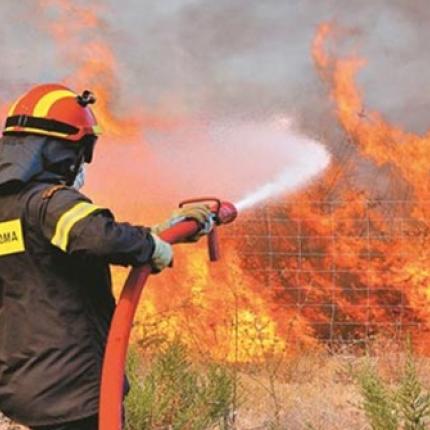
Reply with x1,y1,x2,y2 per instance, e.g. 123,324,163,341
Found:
33,89,76,118
7,97,22,117
3,126,69,140
51,202,101,252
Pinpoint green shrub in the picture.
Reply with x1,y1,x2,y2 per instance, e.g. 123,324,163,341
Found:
356,363,398,430
125,340,235,430
396,344,430,430
355,340,430,430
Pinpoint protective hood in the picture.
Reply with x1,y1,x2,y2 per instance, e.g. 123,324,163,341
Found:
0,135,80,194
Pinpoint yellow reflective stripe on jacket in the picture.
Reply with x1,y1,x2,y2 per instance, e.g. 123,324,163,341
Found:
51,202,100,251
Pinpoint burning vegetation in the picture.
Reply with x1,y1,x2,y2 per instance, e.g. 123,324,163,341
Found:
1,2,429,362
123,22,430,360
2,3,430,430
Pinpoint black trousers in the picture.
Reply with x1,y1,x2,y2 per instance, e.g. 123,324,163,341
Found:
31,415,98,430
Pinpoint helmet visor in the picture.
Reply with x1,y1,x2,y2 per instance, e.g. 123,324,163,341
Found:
80,135,98,163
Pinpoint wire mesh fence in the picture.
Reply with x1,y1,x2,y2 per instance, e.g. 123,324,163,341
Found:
224,199,430,347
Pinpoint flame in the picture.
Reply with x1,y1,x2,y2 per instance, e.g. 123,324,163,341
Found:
88,17,430,357
305,23,430,350
16,2,430,361
38,0,139,137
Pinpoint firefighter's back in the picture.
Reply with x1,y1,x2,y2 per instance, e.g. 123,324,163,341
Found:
0,184,107,427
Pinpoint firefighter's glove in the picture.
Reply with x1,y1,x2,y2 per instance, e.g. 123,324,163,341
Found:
150,233,173,273
151,204,213,243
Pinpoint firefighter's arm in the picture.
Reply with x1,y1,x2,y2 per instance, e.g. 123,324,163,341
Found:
34,187,167,267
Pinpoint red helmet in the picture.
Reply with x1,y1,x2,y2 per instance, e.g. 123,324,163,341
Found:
3,83,102,142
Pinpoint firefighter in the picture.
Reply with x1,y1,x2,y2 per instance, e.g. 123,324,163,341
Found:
0,84,212,430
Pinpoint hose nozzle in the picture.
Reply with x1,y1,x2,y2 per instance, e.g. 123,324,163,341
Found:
216,201,238,225
179,197,238,261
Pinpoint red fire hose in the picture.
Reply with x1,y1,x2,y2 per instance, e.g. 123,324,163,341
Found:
99,198,238,430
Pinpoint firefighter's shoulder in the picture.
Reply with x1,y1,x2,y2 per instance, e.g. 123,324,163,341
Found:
41,184,73,201
39,184,97,216
29,184,112,252
41,184,93,206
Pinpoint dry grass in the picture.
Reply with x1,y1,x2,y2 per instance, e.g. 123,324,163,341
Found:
232,350,366,430
2,339,430,429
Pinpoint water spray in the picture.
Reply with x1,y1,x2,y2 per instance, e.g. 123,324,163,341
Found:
99,198,237,430
235,141,331,211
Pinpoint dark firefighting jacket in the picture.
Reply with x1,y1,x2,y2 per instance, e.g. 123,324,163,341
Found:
0,136,155,427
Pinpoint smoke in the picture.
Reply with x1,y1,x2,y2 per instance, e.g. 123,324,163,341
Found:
99,0,430,133
2,0,429,129
0,0,428,211
87,117,329,220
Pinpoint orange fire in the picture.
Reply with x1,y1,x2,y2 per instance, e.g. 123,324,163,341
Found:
305,23,430,350
16,3,430,360
38,0,139,136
